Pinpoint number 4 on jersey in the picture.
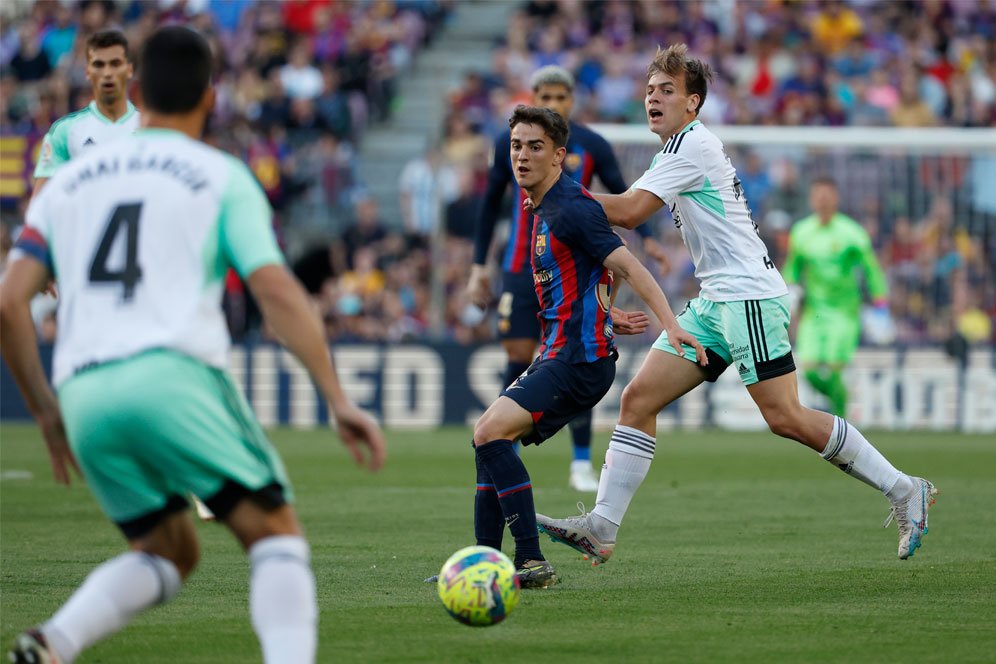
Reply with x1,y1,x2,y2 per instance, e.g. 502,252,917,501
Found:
89,202,143,301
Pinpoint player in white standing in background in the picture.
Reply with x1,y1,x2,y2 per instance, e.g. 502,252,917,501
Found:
536,44,936,565
32,28,140,197
32,26,216,522
2,26,386,664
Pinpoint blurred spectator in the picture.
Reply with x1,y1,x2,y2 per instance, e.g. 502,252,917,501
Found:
10,22,51,82
811,1,864,56
280,38,323,100
891,72,937,127
338,196,389,272
399,145,459,239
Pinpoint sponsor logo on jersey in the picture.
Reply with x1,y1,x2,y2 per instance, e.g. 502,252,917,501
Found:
603,323,614,339
564,153,581,173
83,137,96,146
534,269,552,285
535,233,547,256
738,363,750,375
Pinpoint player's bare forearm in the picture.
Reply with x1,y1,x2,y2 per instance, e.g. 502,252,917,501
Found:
593,189,663,230
0,260,60,418
603,247,678,330
248,264,349,409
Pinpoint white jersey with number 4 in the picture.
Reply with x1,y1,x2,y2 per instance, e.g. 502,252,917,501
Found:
631,119,787,302
19,128,283,387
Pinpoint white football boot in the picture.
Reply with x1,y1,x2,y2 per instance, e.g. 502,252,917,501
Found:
884,477,938,560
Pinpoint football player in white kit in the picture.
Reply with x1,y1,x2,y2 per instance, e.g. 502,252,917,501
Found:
32,29,140,196
2,26,386,664
32,27,218,522
535,44,936,565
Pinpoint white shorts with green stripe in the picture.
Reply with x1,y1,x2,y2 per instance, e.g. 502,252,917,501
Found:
652,295,796,386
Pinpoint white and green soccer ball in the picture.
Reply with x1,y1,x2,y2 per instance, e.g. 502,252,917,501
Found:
437,545,521,627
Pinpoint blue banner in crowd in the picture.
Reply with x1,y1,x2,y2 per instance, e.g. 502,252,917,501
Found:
2,343,994,432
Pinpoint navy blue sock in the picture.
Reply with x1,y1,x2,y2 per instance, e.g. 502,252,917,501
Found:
475,439,543,567
473,445,503,550
568,411,593,461
502,361,530,390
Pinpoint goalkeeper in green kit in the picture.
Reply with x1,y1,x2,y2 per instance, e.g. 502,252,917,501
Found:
783,177,890,416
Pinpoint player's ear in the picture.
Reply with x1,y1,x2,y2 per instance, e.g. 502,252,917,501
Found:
687,94,699,114
553,146,567,166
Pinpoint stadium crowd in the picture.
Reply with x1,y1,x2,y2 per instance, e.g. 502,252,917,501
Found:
1,0,993,348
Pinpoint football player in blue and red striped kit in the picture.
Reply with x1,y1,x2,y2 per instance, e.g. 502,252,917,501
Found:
469,106,706,587
468,66,668,492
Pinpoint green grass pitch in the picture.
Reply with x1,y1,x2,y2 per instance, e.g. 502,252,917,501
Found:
2,424,994,663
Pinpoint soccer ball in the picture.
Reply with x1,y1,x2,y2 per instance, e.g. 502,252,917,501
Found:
437,545,521,627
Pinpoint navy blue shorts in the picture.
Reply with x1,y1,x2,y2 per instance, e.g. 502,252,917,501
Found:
501,353,617,446
496,271,540,341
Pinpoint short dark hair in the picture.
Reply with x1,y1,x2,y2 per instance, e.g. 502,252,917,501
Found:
140,26,212,114
86,29,129,60
647,43,713,114
508,105,569,149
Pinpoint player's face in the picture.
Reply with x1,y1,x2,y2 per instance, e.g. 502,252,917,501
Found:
645,71,699,139
86,45,133,107
810,183,839,218
533,84,573,120
510,122,564,190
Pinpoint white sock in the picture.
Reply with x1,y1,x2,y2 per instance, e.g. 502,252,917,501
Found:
43,552,181,663
250,535,317,664
590,425,656,541
821,415,913,499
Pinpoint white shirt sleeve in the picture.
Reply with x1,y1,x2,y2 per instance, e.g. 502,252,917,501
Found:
631,152,702,203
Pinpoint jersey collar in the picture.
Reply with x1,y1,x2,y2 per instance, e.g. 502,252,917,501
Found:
678,119,701,134
89,100,138,125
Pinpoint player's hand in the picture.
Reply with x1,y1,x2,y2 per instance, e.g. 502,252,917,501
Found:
522,197,535,214
666,324,708,366
331,400,387,472
42,280,58,298
466,264,492,308
642,237,670,274
37,409,81,485
611,307,650,335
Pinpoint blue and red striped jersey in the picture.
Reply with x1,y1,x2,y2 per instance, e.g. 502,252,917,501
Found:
531,174,623,364
474,121,649,275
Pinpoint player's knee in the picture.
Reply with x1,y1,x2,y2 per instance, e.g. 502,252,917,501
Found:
473,416,500,445
137,535,199,579
763,407,804,441
619,382,654,420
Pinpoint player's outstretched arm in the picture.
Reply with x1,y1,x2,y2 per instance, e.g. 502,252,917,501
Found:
593,189,664,230
0,256,81,485
603,246,707,366
247,264,386,471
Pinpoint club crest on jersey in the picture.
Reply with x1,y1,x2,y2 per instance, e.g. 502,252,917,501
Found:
535,234,547,256
564,153,581,173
